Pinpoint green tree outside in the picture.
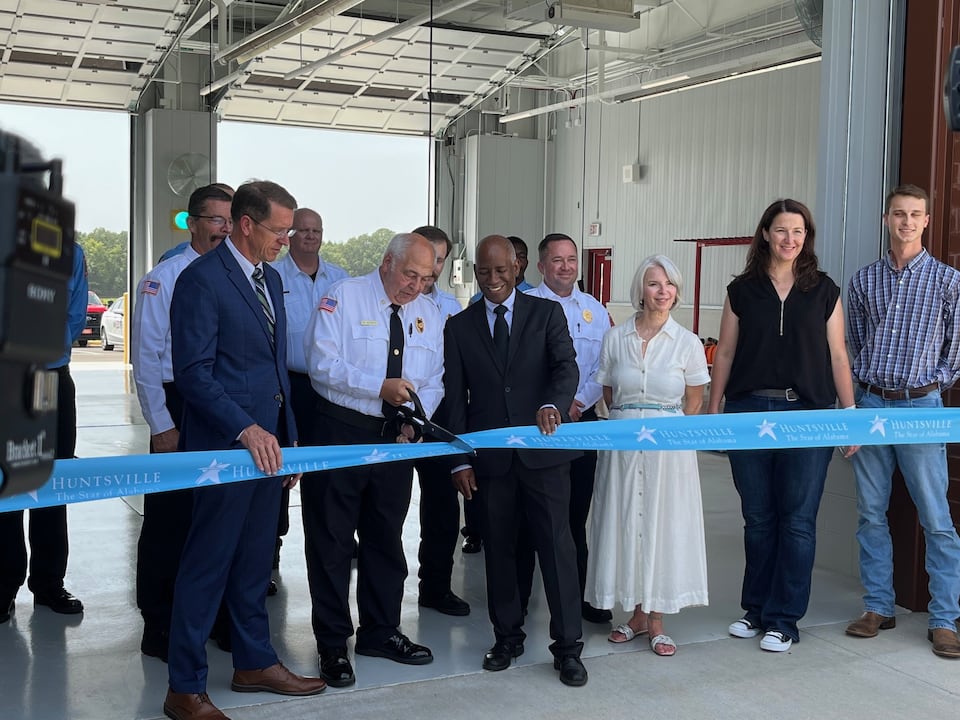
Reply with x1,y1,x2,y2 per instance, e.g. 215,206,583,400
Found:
322,227,395,277
77,227,127,298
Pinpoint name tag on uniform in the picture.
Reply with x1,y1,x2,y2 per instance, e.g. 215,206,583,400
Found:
360,320,378,326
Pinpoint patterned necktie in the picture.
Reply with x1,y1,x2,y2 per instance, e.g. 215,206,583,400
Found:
493,304,509,366
382,303,403,418
252,267,275,341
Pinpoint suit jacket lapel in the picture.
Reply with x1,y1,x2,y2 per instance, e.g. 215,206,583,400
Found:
470,300,504,372
507,292,530,368
218,243,275,346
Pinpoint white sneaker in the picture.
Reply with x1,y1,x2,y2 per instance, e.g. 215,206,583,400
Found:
728,618,761,638
760,630,793,652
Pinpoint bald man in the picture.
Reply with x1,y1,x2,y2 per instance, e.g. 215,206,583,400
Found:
442,235,587,687
271,207,348,570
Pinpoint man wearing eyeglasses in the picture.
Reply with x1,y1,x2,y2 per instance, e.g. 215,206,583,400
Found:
270,208,348,571
164,181,327,720
131,183,233,663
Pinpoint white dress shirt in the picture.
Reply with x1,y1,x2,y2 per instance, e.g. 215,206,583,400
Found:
526,283,609,410
131,245,200,435
271,253,349,373
305,269,444,418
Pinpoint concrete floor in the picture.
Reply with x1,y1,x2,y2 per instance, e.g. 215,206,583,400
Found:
1,350,958,720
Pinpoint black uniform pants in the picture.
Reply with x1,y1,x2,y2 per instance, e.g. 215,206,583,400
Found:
0,366,76,600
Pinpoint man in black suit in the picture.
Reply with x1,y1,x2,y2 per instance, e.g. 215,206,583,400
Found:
442,235,587,687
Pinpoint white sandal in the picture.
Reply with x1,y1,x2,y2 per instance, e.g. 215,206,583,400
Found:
649,634,677,656
608,623,647,644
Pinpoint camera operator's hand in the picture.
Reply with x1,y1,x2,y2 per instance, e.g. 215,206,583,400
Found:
151,428,179,453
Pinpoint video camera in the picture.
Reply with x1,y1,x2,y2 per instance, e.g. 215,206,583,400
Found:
0,129,76,499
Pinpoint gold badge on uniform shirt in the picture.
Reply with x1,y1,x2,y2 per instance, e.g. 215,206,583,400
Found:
416,317,425,333
582,309,593,323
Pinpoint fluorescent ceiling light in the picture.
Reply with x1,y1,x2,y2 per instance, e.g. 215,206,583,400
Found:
624,56,820,102
641,73,689,89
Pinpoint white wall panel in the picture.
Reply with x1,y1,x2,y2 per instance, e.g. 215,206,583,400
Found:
549,63,821,337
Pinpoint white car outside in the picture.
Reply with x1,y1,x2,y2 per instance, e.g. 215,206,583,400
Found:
100,296,125,351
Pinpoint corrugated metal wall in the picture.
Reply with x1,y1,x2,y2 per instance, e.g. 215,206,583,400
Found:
551,62,820,318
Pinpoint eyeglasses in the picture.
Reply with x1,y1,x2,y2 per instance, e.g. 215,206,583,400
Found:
191,214,231,227
249,216,296,239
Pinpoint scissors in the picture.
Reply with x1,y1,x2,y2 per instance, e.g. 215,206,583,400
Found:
395,390,475,456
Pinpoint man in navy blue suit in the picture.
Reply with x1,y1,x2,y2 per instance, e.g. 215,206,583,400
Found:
164,181,327,720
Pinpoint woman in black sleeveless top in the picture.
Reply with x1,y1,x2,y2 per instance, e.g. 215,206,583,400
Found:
706,199,857,652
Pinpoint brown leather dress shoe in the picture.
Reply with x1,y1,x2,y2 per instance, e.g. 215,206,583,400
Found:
163,690,230,720
231,662,327,696
928,628,960,658
845,612,896,638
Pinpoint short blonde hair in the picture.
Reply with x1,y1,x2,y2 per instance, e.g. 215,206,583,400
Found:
630,255,683,311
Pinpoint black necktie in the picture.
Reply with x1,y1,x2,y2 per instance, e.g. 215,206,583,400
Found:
493,304,509,366
382,303,403,418
252,267,275,341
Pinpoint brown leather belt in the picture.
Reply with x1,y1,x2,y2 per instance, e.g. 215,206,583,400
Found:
858,381,939,401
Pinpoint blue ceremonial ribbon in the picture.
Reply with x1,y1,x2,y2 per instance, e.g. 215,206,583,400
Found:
1,407,957,512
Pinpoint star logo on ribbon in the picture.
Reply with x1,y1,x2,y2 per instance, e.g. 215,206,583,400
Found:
362,448,392,464
635,426,657,444
869,415,888,437
757,420,778,440
506,435,527,446
27,489,40,503
196,459,230,485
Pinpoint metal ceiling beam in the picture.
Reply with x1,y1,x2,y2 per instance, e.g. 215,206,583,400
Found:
282,0,479,81
215,0,367,64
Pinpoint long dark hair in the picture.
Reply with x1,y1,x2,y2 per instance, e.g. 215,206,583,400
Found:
736,198,821,292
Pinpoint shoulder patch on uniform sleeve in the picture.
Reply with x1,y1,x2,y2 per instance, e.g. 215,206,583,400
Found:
141,279,161,295
318,296,338,313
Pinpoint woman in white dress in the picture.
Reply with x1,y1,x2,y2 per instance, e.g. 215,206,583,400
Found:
585,255,710,656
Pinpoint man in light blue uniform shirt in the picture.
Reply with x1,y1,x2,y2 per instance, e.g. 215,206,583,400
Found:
523,232,612,624
0,242,87,622
270,207,348,569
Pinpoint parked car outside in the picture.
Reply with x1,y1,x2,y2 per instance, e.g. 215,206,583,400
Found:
77,290,107,346
100,295,125,351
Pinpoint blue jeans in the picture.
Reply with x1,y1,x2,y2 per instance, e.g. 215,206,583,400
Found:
851,386,960,630
725,395,835,641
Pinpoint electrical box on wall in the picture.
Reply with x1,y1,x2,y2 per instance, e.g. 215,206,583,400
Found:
451,258,472,285
587,222,602,237
622,163,644,183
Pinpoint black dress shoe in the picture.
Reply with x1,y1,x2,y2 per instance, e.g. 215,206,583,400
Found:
554,655,588,687
33,588,83,615
141,626,170,663
355,633,433,665
267,579,278,597
418,590,470,616
461,536,482,554
319,647,356,688
0,598,14,624
482,641,524,671
581,602,613,624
